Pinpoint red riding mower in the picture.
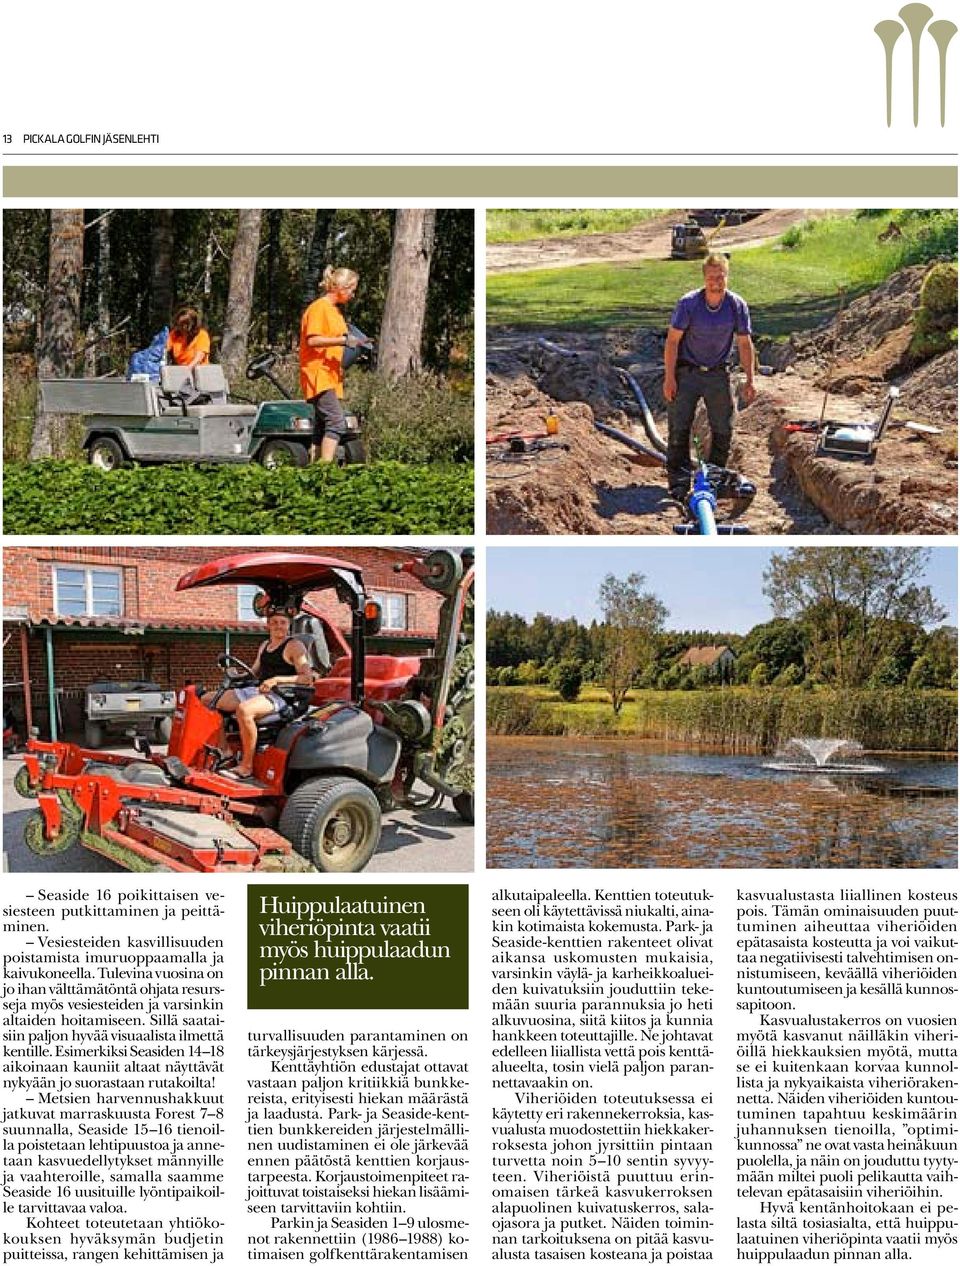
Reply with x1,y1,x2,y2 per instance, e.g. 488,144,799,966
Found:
17,550,474,874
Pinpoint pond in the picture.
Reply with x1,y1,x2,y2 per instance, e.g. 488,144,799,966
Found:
487,737,957,869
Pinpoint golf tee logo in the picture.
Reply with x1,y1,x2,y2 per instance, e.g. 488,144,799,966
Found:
875,5,956,126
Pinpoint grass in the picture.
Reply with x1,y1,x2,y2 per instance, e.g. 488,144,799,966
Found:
487,686,958,754
487,211,937,336
487,209,669,244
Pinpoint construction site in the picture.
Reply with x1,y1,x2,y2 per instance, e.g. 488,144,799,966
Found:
486,210,957,536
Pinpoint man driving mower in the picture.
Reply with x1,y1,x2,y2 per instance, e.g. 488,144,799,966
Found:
204,606,314,780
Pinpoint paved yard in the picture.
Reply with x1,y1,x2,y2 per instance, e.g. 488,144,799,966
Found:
3,748,473,874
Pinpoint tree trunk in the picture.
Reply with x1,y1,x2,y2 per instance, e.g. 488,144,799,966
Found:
148,209,175,330
83,324,98,377
266,210,282,345
301,210,335,308
378,210,436,377
220,210,262,381
96,211,112,374
31,209,84,459
202,219,215,309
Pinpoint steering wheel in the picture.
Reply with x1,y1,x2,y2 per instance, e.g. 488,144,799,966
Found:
218,652,258,683
207,653,258,710
246,351,276,380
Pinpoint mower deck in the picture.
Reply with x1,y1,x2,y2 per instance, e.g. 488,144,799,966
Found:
115,806,291,872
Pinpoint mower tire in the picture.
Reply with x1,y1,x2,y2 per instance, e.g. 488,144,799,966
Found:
338,438,367,465
14,764,39,799
260,439,309,469
84,720,106,749
452,791,474,824
279,776,381,873
88,436,128,471
23,793,82,857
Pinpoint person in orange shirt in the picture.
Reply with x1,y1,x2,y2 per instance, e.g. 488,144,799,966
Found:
299,266,368,462
167,306,211,367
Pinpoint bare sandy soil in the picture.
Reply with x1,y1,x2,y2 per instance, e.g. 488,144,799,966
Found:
487,209,832,274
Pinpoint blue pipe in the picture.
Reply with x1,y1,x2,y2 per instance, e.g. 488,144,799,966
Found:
688,468,718,536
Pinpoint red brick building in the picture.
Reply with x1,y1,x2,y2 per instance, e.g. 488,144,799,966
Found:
3,545,443,739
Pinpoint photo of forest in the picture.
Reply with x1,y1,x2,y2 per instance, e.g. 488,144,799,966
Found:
3,208,474,535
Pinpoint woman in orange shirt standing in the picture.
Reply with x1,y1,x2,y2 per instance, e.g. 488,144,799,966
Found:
299,266,368,462
167,305,211,368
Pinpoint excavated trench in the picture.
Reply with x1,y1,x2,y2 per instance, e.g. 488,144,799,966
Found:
486,266,957,537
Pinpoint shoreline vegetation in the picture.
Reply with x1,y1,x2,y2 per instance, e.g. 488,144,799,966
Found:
487,686,958,755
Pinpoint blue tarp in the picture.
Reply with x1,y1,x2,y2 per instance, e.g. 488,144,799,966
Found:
127,326,169,382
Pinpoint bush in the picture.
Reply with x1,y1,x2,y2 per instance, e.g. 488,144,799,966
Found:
775,663,804,687
516,660,542,686
347,370,473,464
550,660,583,702
900,210,959,265
781,221,813,250
2,460,474,535
911,262,958,359
487,690,564,737
869,654,909,688
750,663,770,687
906,655,937,689
658,664,683,690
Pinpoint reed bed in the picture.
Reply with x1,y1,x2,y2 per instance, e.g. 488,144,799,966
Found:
487,688,957,754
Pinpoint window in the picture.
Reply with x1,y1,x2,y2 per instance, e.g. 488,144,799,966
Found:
237,586,262,621
371,592,408,631
53,566,122,617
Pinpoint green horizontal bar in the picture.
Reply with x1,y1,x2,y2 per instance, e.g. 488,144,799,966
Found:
4,165,956,198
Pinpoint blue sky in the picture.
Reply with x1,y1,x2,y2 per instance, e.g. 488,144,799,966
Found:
487,545,958,633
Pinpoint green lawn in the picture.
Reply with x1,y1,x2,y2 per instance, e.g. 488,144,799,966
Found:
487,212,922,335
487,209,669,243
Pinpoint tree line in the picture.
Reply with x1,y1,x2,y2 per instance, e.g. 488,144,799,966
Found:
4,208,474,456
488,549,957,704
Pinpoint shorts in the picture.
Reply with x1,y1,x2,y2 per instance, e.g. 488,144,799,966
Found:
309,389,347,440
234,684,284,723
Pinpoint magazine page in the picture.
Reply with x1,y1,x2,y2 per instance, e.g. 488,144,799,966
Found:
1,3,957,1265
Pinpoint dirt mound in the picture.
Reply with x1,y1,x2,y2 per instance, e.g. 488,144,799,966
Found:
785,264,933,391
486,346,665,534
898,348,958,430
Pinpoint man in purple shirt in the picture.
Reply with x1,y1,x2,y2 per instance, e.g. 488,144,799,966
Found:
663,254,757,500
